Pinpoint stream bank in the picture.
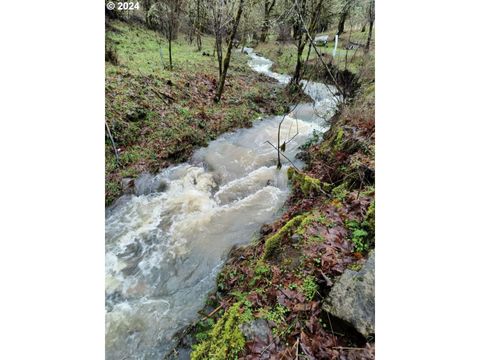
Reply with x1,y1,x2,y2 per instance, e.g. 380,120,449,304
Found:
173,49,375,360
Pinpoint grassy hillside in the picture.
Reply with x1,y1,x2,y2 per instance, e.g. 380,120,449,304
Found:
105,20,293,205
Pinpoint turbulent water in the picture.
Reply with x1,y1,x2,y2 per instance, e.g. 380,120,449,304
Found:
105,48,338,360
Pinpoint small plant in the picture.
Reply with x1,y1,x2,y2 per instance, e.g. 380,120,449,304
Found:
178,107,192,118
194,318,215,342
346,220,370,253
254,262,270,276
265,304,289,324
239,300,254,323
302,276,318,301
352,228,369,252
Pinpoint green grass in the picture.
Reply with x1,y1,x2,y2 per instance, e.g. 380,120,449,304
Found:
106,21,219,76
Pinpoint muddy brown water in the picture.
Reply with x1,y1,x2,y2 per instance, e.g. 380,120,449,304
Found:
105,48,339,360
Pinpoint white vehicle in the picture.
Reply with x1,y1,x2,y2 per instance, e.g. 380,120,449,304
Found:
314,34,329,46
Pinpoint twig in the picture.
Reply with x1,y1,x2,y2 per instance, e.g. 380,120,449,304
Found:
326,311,337,348
295,337,300,359
151,88,175,102
265,141,301,172
105,121,120,167
260,342,273,356
200,304,223,321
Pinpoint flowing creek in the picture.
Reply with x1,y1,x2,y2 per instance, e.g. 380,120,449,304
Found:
105,48,339,360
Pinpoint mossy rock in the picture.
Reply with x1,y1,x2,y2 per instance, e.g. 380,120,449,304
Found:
263,214,307,259
334,127,344,151
287,168,331,195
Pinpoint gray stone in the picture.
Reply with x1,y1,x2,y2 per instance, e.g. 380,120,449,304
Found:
291,234,301,243
121,178,135,194
239,319,272,344
322,250,375,338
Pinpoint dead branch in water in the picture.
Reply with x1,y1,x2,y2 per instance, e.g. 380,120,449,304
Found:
265,140,301,172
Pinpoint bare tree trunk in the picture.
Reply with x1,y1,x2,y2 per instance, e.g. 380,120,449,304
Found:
214,0,244,102
365,0,375,52
260,0,276,42
365,20,373,52
196,32,202,51
291,37,306,86
280,21,292,41
337,11,347,36
215,34,223,78
337,0,355,36
144,0,152,27
195,0,202,51
290,0,322,87
168,29,173,69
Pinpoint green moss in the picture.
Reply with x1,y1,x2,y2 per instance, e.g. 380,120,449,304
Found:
296,212,327,236
332,182,349,200
348,263,362,271
263,214,307,259
360,185,375,197
191,302,246,360
296,213,315,235
334,128,344,151
362,200,375,239
261,210,330,259
287,168,331,195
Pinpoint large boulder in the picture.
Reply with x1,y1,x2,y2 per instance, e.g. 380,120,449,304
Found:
322,251,375,338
